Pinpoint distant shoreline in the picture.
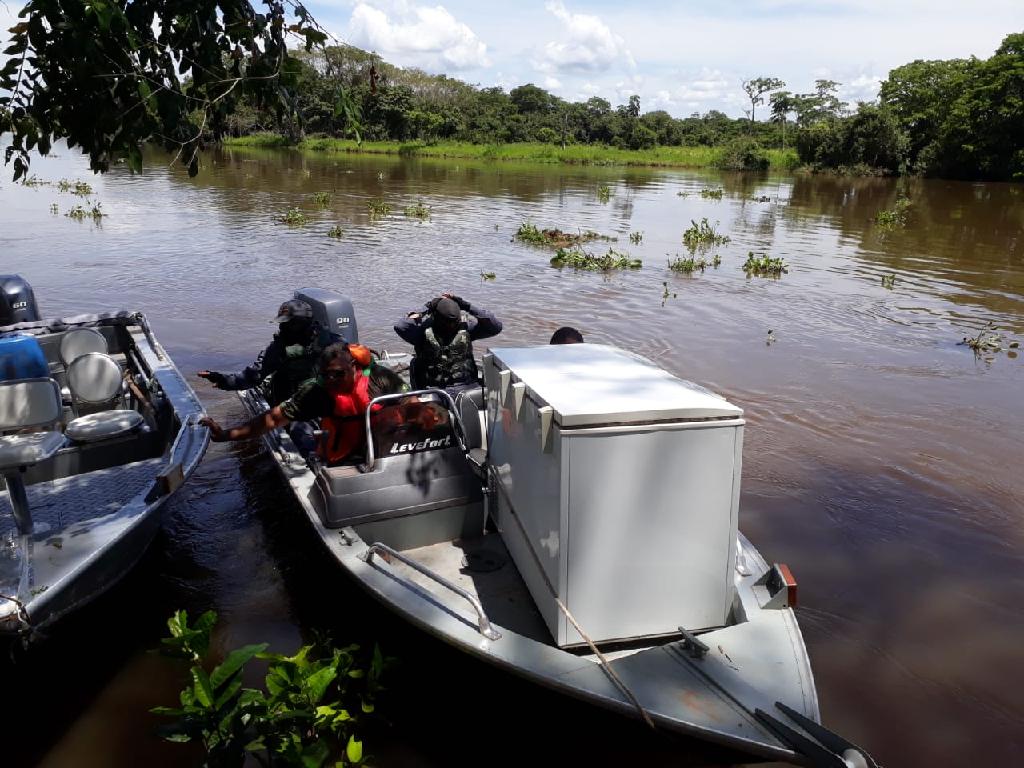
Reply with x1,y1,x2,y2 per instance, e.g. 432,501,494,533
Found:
221,134,800,171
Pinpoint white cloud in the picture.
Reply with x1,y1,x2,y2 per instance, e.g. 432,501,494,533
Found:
538,1,635,73
842,74,884,103
543,76,562,90
346,1,489,70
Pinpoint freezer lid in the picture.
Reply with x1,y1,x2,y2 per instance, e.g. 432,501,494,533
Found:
487,344,743,426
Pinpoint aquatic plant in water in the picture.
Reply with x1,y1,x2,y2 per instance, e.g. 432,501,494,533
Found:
65,202,104,221
480,272,496,281
596,184,612,203
629,231,643,245
742,251,788,277
881,273,896,289
661,282,677,306
327,225,344,238
367,199,391,218
404,201,430,219
550,246,641,271
153,610,386,768
49,203,58,214
279,207,308,226
958,323,1019,357
682,218,730,250
668,253,721,273
311,191,332,207
57,179,93,196
875,198,912,230
700,187,724,200
513,222,614,248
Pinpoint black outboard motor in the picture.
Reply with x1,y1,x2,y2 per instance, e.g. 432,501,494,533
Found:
295,287,358,344
0,274,41,327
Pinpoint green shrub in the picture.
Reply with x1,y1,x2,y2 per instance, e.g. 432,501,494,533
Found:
713,137,769,170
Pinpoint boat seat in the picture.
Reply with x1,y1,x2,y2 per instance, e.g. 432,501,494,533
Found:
454,386,485,452
0,377,65,534
64,352,143,442
59,327,108,366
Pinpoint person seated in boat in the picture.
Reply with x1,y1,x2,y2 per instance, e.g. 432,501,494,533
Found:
199,343,406,464
394,293,502,391
197,299,335,406
549,326,584,344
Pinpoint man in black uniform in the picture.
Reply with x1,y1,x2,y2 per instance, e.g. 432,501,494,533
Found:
198,299,334,406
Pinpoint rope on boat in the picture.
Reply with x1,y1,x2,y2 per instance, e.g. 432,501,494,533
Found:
489,475,656,731
0,593,32,635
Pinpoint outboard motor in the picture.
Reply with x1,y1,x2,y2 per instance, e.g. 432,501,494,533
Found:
0,275,41,327
295,287,358,344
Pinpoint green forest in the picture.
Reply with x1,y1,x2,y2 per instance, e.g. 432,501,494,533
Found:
228,33,1023,181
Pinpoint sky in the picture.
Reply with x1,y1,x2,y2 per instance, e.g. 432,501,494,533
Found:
303,0,1023,117
0,1,1021,118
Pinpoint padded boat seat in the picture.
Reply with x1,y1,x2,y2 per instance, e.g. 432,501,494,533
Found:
65,410,144,443
0,431,65,469
59,327,108,366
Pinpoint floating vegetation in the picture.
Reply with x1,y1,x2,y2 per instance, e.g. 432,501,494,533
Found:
66,202,105,221
596,183,612,203
958,323,1015,356
310,191,332,207
676,191,690,198
21,175,48,187
752,195,772,203
876,197,912,230
513,222,614,248
668,253,721,273
480,271,496,281
661,282,677,306
327,225,344,238
629,231,644,245
742,251,788,277
881,273,897,289
367,199,391,218
404,201,430,220
278,207,308,226
49,203,58,215
550,246,641,272
766,329,777,346
700,187,724,200
682,218,730,250
57,179,93,196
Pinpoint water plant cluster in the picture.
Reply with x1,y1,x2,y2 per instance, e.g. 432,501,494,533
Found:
550,246,641,271
958,323,1020,356
480,271,496,281
367,199,391,219
596,184,612,203
742,251,789,277
513,222,613,248
404,201,430,219
310,191,332,207
65,202,104,221
153,610,385,768
279,207,309,226
327,225,344,238
629,231,643,244
668,254,722,273
661,281,677,305
876,198,912,230
682,218,730,250
58,179,93,196
881,273,897,289
700,187,724,200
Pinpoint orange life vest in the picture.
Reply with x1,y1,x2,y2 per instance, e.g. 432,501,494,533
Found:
321,373,371,463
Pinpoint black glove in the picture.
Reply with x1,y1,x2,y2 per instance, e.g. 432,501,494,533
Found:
425,297,442,313
198,370,228,388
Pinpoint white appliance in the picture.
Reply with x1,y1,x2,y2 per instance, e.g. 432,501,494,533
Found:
483,344,744,647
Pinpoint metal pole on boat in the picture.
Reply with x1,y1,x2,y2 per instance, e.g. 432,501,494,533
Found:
3,471,33,534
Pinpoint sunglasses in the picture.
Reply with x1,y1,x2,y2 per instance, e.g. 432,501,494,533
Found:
323,369,349,381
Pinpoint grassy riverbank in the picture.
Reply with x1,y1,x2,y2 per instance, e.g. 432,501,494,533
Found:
223,133,799,170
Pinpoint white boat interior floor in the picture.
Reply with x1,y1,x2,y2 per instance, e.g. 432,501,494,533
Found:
390,533,554,644
0,458,164,542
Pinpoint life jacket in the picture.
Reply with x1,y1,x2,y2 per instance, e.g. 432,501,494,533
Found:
415,315,476,388
321,373,371,464
267,325,330,405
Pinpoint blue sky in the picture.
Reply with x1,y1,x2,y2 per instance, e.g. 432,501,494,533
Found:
302,0,1023,117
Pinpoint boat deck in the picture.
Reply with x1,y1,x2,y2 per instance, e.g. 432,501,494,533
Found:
0,459,164,542
395,533,553,644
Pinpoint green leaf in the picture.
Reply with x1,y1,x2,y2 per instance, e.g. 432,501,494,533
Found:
191,667,215,708
300,739,330,768
127,145,142,174
360,698,374,714
303,666,338,705
345,736,363,765
211,643,268,689
346,669,365,679
213,677,243,710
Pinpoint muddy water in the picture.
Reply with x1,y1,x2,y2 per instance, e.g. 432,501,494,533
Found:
1,144,1022,766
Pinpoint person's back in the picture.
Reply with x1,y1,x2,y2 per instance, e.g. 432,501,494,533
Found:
394,293,502,389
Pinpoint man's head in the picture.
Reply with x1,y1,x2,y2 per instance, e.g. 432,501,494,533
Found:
550,326,584,345
431,297,462,340
319,343,358,393
275,299,314,341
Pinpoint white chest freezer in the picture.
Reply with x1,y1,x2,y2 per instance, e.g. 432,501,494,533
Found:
483,344,744,647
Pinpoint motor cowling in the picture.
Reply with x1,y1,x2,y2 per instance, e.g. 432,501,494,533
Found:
295,287,358,344
0,275,41,327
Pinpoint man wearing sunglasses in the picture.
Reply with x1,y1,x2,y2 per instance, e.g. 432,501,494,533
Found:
200,343,398,463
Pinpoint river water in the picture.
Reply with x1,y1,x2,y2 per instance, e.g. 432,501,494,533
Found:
1,144,1022,767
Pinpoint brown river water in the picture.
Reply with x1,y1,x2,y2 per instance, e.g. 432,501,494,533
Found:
1,144,1022,767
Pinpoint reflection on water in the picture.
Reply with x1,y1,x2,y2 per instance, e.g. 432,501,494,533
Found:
1,144,1022,766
